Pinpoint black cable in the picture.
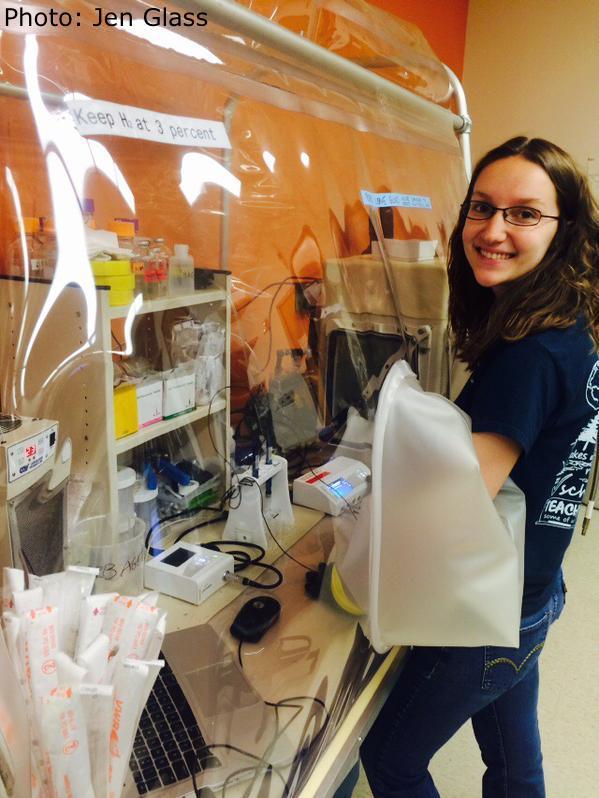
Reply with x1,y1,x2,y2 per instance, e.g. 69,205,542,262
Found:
251,479,313,571
228,562,283,590
236,277,316,313
207,383,233,469
144,506,222,553
222,694,327,798
222,764,289,798
265,695,329,723
111,329,125,356
255,281,290,376
201,539,284,589
204,539,266,567
237,639,244,669
189,743,290,798
184,750,202,798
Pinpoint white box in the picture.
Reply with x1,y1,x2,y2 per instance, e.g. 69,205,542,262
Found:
371,238,438,261
144,542,234,604
162,368,195,419
136,379,163,428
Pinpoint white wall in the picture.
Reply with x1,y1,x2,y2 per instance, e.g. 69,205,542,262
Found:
462,0,599,179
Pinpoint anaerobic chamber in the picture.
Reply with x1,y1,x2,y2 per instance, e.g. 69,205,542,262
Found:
0,0,470,794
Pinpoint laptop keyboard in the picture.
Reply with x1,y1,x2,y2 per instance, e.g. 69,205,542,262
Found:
130,656,222,795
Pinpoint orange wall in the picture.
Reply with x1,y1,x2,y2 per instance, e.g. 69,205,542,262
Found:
367,0,469,77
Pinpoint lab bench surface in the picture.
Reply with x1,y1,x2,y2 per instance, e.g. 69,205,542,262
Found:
152,507,404,798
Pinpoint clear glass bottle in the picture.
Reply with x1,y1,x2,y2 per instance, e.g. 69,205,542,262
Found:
109,220,136,251
149,238,169,298
82,198,95,228
39,217,57,279
132,238,151,297
9,217,45,276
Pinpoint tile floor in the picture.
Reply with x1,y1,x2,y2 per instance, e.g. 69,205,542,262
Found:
352,512,599,797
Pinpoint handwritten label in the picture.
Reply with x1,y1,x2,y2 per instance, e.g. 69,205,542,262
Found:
361,190,432,209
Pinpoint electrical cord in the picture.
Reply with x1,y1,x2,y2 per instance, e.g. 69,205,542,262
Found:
249,479,312,572
235,276,316,314
221,694,329,797
183,742,289,798
171,537,284,590
144,506,223,554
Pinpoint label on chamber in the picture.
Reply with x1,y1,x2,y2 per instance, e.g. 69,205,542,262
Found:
361,190,432,209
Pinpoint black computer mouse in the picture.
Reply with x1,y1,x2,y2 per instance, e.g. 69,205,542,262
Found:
230,596,281,643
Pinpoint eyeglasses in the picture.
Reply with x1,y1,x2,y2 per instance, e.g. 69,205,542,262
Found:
464,200,560,227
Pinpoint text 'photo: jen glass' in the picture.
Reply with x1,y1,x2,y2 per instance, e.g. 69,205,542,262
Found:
2,5,209,28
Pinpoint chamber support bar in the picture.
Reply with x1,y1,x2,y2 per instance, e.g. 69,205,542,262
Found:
443,64,472,178
1,1,466,141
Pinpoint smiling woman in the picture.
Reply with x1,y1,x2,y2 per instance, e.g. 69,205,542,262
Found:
357,137,599,798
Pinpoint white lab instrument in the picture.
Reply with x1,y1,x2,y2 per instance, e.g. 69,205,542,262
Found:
0,415,71,576
224,454,294,548
144,542,234,605
293,456,371,516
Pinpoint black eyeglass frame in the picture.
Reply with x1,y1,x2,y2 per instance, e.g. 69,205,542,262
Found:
462,200,560,227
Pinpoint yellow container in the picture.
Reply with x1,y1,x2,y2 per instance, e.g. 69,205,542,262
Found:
91,259,131,277
94,274,135,291
108,289,135,307
113,384,138,438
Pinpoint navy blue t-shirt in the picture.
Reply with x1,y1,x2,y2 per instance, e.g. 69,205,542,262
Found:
456,318,599,616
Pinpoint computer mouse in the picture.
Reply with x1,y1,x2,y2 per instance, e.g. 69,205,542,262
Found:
230,595,281,643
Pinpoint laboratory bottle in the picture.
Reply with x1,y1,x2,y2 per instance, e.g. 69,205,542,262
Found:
132,238,151,296
109,220,136,251
82,198,95,228
149,238,169,298
168,244,195,295
39,217,57,279
9,217,44,276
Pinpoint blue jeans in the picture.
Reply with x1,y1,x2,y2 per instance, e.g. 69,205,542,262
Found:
357,585,565,798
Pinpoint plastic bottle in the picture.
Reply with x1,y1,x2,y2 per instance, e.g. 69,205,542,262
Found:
168,244,195,295
149,238,169,298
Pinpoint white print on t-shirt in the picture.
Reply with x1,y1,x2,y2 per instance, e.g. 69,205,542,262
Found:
537,360,599,529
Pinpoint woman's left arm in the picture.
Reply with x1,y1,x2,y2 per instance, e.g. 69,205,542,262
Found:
472,432,523,499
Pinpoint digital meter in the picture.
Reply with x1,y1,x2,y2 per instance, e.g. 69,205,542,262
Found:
292,456,370,516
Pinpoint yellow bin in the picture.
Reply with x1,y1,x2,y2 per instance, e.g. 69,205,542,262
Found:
113,383,138,438
91,259,131,277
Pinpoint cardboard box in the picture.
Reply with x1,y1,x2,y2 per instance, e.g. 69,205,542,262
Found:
163,368,195,419
113,383,138,438
136,379,163,428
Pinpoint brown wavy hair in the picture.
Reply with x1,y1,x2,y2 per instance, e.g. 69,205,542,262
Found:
448,136,599,369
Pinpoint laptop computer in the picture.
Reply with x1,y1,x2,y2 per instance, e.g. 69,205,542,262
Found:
122,623,294,798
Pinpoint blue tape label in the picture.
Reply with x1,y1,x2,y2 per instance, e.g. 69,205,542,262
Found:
361,190,432,209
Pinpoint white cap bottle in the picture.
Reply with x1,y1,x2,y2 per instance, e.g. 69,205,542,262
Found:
168,244,195,295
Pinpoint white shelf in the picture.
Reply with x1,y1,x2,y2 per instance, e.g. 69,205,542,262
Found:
109,287,226,319
114,398,227,454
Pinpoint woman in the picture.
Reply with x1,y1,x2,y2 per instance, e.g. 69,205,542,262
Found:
357,137,599,797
